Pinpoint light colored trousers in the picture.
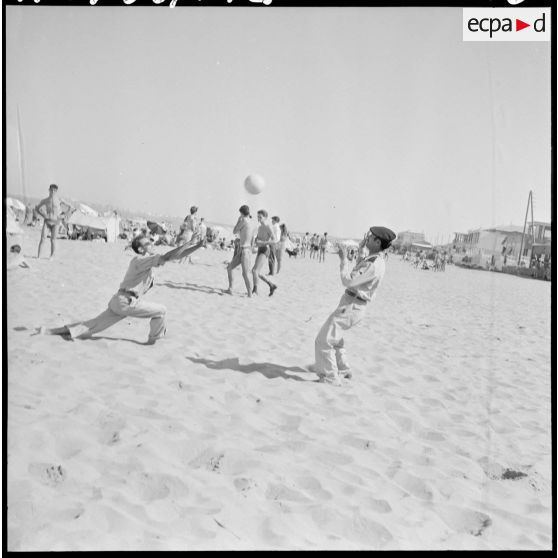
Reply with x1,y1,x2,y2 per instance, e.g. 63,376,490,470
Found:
314,292,367,378
65,293,167,342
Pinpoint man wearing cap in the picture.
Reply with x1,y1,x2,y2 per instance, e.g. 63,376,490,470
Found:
35,184,74,259
310,225,396,385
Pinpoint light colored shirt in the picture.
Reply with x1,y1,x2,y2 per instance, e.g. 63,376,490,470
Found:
272,223,281,243
233,216,256,248
119,254,163,296
340,252,386,303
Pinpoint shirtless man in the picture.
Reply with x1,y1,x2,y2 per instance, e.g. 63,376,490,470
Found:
225,205,256,296
251,209,277,296
35,184,73,259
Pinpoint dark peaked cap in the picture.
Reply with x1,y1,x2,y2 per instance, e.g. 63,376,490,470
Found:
370,226,396,244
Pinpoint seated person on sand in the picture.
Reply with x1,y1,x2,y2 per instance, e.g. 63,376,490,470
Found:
7,245,30,270
37,234,207,344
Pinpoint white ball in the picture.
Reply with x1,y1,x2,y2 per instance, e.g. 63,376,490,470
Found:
244,174,265,195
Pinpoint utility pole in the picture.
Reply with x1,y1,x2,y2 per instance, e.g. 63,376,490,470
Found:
518,190,533,266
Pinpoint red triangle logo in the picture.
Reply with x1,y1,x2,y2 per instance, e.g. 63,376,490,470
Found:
516,19,530,31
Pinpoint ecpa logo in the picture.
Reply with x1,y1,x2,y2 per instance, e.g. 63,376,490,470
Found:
463,8,550,41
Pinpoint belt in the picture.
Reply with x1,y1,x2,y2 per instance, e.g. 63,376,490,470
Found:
118,289,138,298
345,289,367,303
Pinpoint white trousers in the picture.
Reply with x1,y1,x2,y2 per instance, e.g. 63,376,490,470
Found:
314,293,367,378
65,293,167,342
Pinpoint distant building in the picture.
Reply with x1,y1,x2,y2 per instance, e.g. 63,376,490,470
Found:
394,230,425,247
452,223,551,269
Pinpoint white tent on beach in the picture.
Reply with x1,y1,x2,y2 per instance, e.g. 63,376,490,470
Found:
68,210,121,243
6,197,26,212
78,203,99,217
6,205,24,235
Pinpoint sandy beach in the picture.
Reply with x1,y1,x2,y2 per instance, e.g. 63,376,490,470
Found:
6,229,552,551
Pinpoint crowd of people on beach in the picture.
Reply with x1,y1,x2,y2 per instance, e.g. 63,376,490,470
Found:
401,249,450,271
18,184,397,386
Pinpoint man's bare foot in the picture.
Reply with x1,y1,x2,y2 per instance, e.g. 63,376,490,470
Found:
269,285,277,297
224,288,233,295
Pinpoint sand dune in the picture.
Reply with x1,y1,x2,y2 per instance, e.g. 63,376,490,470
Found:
6,229,552,550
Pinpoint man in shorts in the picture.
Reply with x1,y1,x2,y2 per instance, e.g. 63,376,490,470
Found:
252,209,278,296
225,205,256,297
35,184,74,259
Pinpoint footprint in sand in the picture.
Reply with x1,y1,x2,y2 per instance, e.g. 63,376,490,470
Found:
293,475,333,501
188,449,225,473
387,412,414,432
233,477,258,495
433,504,492,537
129,471,188,503
28,462,67,486
96,413,126,445
265,482,312,503
386,461,434,501
363,496,392,513
418,429,446,442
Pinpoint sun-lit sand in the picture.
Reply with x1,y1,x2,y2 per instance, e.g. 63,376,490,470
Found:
6,229,552,551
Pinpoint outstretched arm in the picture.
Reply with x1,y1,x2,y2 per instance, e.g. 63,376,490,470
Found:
161,236,205,263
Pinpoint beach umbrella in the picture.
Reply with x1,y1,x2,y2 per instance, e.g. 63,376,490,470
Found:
147,220,167,235
78,203,99,216
6,197,26,212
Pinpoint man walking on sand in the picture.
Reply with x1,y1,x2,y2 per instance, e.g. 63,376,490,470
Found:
38,234,206,344
252,209,278,297
35,184,74,259
318,232,328,263
309,226,396,385
268,215,281,275
225,205,256,297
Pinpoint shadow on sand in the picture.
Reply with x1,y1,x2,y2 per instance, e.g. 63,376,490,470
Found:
186,356,315,382
159,281,224,296
89,336,152,346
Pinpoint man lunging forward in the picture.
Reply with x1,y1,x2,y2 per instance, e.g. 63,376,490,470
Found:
38,235,206,344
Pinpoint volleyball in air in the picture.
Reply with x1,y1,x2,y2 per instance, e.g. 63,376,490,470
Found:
244,174,265,195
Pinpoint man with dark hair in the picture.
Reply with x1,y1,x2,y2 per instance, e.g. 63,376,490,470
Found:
35,184,74,259
37,235,206,344
268,215,281,275
309,226,396,385
225,205,256,297
251,209,278,296
318,232,328,263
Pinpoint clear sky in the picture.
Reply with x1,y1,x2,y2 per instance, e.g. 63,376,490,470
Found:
5,5,552,241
